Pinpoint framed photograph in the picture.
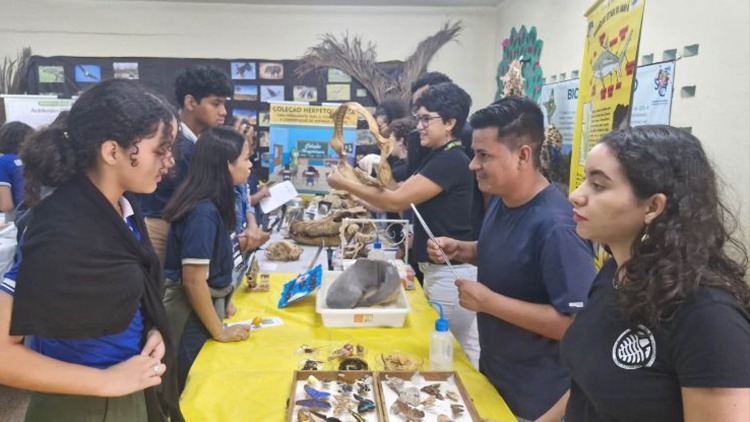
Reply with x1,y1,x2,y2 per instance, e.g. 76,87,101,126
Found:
234,109,257,125
234,85,258,102
231,61,256,80
258,130,270,148
259,62,284,80
293,86,317,102
326,84,351,101
38,66,64,83
75,65,101,83
258,111,270,127
328,68,352,83
261,85,285,102
113,62,139,80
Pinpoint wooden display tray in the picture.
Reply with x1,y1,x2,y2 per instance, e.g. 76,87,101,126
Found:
376,371,482,422
287,370,384,422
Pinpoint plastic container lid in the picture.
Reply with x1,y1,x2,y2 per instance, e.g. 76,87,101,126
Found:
429,301,449,332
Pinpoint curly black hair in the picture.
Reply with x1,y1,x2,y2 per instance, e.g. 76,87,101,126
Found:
602,125,750,326
174,65,233,108
374,97,408,125
469,96,545,169
413,82,471,138
387,117,416,142
20,79,177,206
411,71,452,94
0,121,34,154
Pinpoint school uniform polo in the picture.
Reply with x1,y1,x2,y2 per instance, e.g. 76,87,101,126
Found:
0,153,25,208
1,197,144,369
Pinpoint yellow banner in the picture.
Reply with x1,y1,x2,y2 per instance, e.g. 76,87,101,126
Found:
269,103,357,127
569,0,646,192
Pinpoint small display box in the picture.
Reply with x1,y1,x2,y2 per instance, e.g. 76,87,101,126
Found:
316,271,410,328
287,370,383,422
376,371,482,422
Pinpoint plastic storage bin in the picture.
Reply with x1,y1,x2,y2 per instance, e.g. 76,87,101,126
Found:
316,270,410,328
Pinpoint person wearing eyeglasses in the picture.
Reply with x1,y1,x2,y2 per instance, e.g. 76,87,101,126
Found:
327,82,483,368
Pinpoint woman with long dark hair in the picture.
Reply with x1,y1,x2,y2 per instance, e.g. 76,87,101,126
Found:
162,126,252,391
538,125,750,421
0,79,180,421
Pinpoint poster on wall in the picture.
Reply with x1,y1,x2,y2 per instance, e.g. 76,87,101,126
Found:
569,0,646,192
268,103,357,193
538,60,672,190
631,60,675,126
2,95,75,129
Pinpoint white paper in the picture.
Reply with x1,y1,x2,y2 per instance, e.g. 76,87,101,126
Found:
259,180,299,214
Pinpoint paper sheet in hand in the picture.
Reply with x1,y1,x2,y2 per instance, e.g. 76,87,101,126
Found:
260,181,298,214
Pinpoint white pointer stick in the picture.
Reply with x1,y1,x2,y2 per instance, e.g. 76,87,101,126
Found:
410,203,460,280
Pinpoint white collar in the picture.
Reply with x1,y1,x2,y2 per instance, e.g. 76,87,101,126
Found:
180,121,198,143
119,196,135,222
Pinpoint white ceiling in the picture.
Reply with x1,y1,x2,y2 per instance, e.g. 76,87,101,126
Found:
124,0,502,6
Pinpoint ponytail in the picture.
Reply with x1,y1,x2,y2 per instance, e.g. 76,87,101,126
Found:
20,125,78,207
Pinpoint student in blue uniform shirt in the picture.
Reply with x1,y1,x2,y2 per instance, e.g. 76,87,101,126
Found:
428,97,596,421
140,66,233,263
0,121,34,216
0,79,181,421
162,126,253,391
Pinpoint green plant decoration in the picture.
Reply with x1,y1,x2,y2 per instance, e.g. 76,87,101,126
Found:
495,26,544,101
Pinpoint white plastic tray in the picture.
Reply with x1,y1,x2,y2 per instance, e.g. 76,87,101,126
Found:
316,270,410,328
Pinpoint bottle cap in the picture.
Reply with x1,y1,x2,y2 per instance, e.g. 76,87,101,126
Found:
429,301,449,332
373,240,382,249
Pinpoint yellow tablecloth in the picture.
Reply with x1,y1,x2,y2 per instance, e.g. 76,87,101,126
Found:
180,273,516,422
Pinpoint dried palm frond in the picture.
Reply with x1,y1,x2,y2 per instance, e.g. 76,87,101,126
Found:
0,47,32,94
297,21,462,105
397,21,462,104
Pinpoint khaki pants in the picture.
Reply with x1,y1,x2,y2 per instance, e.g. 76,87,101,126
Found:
144,217,170,264
25,391,147,422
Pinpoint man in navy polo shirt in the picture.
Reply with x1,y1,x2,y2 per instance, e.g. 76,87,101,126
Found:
140,66,232,262
428,97,596,421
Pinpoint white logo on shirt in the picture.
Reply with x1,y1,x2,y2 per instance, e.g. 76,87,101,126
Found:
612,325,656,370
568,301,584,308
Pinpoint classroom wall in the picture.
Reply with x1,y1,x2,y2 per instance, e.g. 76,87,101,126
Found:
494,0,750,246
0,0,498,108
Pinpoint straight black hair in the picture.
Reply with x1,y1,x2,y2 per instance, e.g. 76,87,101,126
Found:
163,126,246,230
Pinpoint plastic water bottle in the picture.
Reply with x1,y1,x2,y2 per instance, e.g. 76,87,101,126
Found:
428,301,453,371
367,240,385,261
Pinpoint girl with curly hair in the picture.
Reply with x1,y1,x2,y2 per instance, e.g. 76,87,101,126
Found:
539,125,750,422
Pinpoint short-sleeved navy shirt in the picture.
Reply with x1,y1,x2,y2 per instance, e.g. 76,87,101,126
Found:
164,200,238,289
0,153,24,207
477,186,596,420
562,259,750,422
140,128,195,218
413,141,481,263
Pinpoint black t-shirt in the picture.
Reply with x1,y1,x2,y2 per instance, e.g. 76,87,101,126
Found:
413,142,480,263
561,259,750,422
477,188,596,420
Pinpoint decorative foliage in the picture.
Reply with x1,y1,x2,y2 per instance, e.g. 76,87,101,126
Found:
500,58,525,97
297,21,462,105
495,26,543,101
0,47,32,94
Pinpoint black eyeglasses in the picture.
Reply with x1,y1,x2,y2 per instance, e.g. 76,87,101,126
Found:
413,113,443,127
